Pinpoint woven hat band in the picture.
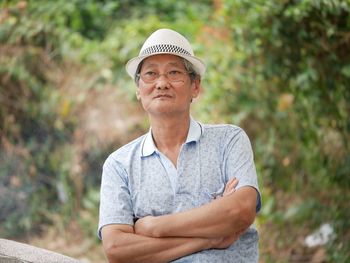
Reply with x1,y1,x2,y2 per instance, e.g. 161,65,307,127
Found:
140,44,192,57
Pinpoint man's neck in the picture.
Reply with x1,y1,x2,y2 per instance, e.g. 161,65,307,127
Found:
150,114,190,151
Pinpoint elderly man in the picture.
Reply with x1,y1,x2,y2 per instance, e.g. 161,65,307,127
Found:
98,28,261,263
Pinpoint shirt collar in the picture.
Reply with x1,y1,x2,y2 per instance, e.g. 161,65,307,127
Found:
185,117,202,143
141,118,202,157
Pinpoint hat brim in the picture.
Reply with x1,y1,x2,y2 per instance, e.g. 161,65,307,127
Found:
125,52,206,79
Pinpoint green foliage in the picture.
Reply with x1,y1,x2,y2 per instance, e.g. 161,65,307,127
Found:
78,187,100,241
195,0,350,260
0,0,78,236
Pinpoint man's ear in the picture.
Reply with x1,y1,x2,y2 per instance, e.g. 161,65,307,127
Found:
191,77,201,99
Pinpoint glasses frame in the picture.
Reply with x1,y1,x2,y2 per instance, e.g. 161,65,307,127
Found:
136,70,193,84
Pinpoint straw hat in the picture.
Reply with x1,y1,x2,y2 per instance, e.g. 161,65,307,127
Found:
125,28,206,78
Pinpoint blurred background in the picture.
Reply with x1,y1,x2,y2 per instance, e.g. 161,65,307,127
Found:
0,0,349,262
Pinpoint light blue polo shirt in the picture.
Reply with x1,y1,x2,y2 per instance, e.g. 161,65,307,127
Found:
98,119,261,262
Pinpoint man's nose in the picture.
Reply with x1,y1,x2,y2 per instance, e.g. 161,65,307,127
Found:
155,74,169,89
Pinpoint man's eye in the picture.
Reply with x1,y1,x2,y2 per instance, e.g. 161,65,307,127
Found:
144,71,157,76
168,70,181,76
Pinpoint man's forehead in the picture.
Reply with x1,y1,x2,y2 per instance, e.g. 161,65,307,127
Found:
142,54,184,67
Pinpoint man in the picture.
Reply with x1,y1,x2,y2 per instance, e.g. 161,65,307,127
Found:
98,28,261,262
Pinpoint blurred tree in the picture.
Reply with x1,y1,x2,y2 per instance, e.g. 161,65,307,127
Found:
196,0,349,261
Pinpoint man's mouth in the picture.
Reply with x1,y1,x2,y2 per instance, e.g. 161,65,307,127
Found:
154,94,172,99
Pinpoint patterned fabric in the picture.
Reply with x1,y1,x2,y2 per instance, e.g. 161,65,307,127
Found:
141,44,192,56
98,119,261,262
140,118,202,194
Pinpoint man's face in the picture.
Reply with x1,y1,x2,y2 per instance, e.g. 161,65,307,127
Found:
136,54,200,118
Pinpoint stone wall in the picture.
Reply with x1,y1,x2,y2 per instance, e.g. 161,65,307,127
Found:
0,239,81,263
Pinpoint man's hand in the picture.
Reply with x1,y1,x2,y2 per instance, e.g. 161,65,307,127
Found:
210,228,246,249
135,215,155,237
222,177,238,197
210,235,238,249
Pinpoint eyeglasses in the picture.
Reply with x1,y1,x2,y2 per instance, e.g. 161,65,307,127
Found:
137,70,192,84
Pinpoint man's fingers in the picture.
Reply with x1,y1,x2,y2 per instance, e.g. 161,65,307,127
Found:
226,177,238,191
223,177,238,196
228,177,238,188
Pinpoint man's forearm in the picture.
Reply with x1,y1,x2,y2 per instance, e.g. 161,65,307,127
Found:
135,187,257,239
102,225,213,263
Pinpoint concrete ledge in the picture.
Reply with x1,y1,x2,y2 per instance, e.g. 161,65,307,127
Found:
0,238,81,263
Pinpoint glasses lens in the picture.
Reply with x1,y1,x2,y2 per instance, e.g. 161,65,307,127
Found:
140,71,188,83
141,72,157,83
168,71,184,82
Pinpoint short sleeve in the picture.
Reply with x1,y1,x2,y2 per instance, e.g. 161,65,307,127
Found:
97,156,134,239
224,128,261,212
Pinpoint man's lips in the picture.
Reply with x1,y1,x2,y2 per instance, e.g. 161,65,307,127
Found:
153,94,172,99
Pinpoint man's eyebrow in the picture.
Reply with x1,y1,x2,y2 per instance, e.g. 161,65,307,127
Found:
167,62,183,67
168,61,181,65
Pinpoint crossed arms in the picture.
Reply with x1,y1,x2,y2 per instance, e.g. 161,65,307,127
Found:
101,178,258,263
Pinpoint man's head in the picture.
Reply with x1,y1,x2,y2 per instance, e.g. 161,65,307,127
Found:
134,53,201,116
126,28,206,82
126,29,204,117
